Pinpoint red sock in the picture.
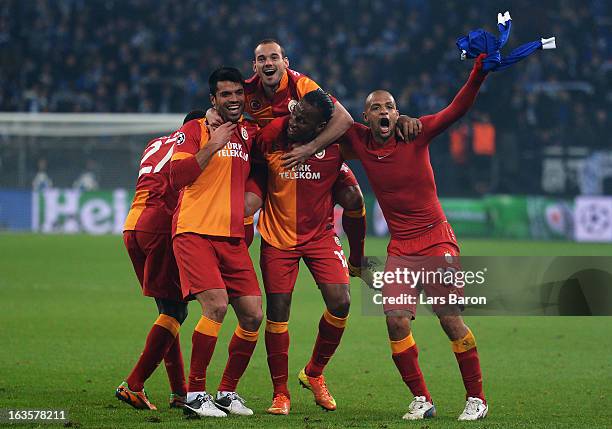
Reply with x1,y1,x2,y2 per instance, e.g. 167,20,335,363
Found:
452,329,485,402
305,310,347,377
390,334,432,402
188,316,221,392
218,326,259,392
164,336,186,395
265,320,290,397
342,207,366,267
126,314,180,392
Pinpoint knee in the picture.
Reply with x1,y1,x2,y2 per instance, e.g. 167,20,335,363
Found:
266,294,292,322
385,311,412,339
327,292,351,318
240,308,263,332
156,299,188,324
171,304,188,324
207,301,228,322
438,315,468,340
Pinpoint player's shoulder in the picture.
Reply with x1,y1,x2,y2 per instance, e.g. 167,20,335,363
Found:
347,122,370,139
239,117,260,135
262,117,288,138
179,117,205,135
287,68,307,80
244,73,260,94
174,118,205,149
258,117,288,149
145,134,167,148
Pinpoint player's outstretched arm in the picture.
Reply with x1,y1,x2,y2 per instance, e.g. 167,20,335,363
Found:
420,54,488,142
281,101,354,169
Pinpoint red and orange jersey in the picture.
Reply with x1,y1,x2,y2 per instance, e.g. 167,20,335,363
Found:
170,117,259,238
244,69,335,127
123,132,181,233
256,117,343,250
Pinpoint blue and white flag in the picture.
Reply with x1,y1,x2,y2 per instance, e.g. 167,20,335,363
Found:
456,11,556,72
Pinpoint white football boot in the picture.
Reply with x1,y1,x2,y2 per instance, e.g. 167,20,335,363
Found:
402,395,436,420
183,392,226,418
215,391,254,416
458,397,488,420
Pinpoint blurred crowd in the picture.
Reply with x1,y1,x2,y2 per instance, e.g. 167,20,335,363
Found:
1,0,610,195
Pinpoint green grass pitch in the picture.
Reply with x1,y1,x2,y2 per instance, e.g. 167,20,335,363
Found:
1,234,611,428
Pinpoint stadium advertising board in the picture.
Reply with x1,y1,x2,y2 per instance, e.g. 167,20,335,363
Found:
6,188,606,242
32,189,130,234
574,196,612,242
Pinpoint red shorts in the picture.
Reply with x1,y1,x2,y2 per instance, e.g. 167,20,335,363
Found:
260,231,350,294
123,230,183,302
332,163,359,194
173,233,260,300
382,222,463,316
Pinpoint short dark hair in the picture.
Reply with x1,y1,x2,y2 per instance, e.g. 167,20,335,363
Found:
255,38,286,57
183,109,206,124
209,66,244,96
302,89,335,123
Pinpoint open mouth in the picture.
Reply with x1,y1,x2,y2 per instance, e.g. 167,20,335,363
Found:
263,68,276,77
227,104,241,115
379,117,390,133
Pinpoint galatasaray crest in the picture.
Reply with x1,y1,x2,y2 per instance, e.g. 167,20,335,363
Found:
288,99,298,112
249,99,262,111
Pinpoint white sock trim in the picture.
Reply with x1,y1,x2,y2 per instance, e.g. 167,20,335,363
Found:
187,391,205,402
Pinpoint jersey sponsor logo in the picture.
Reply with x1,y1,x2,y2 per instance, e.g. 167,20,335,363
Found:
314,149,326,159
176,132,186,145
241,126,249,141
278,163,321,180
250,99,262,111
288,99,298,112
217,141,249,162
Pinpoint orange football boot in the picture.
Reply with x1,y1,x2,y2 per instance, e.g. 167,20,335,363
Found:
298,368,337,411
115,381,157,410
266,393,290,415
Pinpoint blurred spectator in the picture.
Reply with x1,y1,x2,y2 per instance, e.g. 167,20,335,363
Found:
0,0,609,196
32,158,53,190
73,159,99,191
470,113,497,194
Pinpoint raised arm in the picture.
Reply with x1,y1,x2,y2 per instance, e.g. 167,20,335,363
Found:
170,122,236,190
420,55,488,142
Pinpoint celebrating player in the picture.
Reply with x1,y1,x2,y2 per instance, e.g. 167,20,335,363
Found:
250,89,351,415
170,67,262,418
209,39,422,277
116,110,206,411
337,55,491,421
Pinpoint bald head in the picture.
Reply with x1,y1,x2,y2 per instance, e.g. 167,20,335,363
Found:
365,90,396,110
363,90,399,143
